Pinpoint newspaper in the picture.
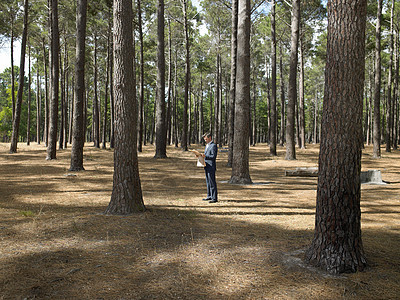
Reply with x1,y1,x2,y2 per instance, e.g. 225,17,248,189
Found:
189,149,205,167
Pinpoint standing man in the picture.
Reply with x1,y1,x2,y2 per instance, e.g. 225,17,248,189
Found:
201,132,218,203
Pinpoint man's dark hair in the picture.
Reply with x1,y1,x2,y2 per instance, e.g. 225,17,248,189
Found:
202,132,212,138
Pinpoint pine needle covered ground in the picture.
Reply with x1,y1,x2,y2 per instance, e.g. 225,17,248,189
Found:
0,142,399,299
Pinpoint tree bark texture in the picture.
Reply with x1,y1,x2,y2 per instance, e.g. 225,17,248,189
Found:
306,0,368,274
270,0,277,155
70,0,87,171
181,0,190,151
36,70,41,144
227,0,238,167
229,0,252,184
137,0,144,152
105,0,145,214
93,35,100,148
46,0,60,160
280,46,285,146
42,38,49,146
285,0,300,160
154,0,167,158
27,46,31,145
373,0,382,159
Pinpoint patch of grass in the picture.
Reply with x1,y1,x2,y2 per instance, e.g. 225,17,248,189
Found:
19,210,35,217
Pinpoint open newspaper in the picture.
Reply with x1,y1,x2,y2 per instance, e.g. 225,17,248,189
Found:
189,149,205,167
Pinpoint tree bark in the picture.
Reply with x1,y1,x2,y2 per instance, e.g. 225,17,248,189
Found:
92,35,100,148
167,18,172,145
229,0,252,184
181,0,190,151
69,0,87,171
105,0,145,214
298,33,306,149
36,70,41,144
306,0,368,274
373,0,382,159
46,0,60,160
154,0,167,158
280,45,285,146
43,38,49,146
270,0,277,155
137,0,144,152
285,0,300,160
9,0,29,154
227,0,238,167
102,30,110,150
59,51,65,149
27,45,31,146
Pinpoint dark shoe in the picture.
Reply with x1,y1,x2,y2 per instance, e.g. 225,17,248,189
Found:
209,199,218,203
202,198,211,201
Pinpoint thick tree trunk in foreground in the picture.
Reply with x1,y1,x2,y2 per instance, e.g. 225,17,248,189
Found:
70,0,87,171
229,0,252,184
306,0,368,274
105,0,145,214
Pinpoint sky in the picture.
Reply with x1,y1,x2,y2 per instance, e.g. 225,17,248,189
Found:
0,41,21,73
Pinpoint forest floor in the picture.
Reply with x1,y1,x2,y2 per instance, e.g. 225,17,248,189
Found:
0,142,399,299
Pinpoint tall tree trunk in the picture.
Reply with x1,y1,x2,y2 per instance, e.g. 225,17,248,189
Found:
373,0,382,159
43,38,49,146
298,33,306,149
280,45,285,146
227,0,238,167
27,45,31,145
11,21,15,123
109,23,115,149
385,0,395,152
394,32,399,150
214,54,220,145
154,0,167,158
229,0,252,184
36,70,41,144
199,73,204,142
93,35,100,148
181,0,190,151
306,0,368,274
69,0,87,171
313,90,318,144
251,71,256,146
64,51,68,148
102,32,110,150
270,0,277,155
46,0,60,160
105,0,145,214
285,0,300,160
173,55,178,147
167,18,172,145
9,0,29,154
137,0,144,152
59,51,65,149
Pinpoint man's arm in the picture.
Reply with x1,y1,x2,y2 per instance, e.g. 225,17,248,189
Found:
204,144,217,160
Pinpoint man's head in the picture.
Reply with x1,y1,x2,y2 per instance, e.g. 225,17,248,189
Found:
202,132,212,144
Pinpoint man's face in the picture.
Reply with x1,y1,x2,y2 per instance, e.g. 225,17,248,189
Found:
204,136,211,144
